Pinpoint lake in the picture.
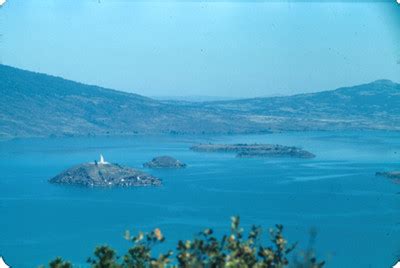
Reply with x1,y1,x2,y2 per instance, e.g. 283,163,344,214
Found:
0,131,399,267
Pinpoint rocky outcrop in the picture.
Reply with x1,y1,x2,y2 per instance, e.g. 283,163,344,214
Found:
190,143,315,159
50,163,161,187
143,156,186,169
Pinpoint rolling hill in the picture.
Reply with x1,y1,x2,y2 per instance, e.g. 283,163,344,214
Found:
1,64,399,138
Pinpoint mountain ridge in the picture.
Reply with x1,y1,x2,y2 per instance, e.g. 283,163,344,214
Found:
1,64,399,139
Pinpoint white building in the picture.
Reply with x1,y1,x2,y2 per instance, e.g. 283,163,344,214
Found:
0,257,10,268
94,154,109,165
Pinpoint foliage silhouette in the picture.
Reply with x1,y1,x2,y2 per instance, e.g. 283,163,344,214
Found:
43,217,324,268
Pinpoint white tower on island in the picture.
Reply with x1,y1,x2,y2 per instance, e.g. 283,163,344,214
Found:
0,257,10,268
99,154,109,165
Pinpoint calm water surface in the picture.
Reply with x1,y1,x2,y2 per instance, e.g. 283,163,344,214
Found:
0,131,399,267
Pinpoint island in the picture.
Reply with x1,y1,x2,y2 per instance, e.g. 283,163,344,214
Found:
50,155,161,187
190,143,315,159
376,171,400,183
143,156,186,169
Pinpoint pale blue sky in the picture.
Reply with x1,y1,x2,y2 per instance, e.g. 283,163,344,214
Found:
0,0,399,97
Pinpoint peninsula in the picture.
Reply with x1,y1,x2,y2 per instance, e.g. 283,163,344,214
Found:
190,144,315,159
50,155,162,187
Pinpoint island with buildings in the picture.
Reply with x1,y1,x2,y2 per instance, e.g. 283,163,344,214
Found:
50,155,162,187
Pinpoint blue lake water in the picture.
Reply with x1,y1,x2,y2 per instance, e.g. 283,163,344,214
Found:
0,131,399,267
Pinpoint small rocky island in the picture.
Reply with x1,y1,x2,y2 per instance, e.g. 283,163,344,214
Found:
143,156,186,169
50,155,161,187
376,171,400,183
190,143,315,159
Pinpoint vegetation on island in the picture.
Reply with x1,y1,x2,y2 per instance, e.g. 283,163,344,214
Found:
143,156,187,169
49,162,161,187
190,144,315,159
42,217,324,268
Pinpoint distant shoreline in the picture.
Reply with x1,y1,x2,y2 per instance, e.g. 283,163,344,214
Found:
2,129,400,142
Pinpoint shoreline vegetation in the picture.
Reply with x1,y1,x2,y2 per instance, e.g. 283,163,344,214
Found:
42,217,325,268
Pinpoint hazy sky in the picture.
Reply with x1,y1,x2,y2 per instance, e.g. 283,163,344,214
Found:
0,0,399,97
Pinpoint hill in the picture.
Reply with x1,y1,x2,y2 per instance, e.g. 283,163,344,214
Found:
0,65,263,138
195,79,400,132
0,64,399,138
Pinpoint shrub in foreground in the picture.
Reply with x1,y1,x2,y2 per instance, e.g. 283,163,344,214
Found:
44,217,324,268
